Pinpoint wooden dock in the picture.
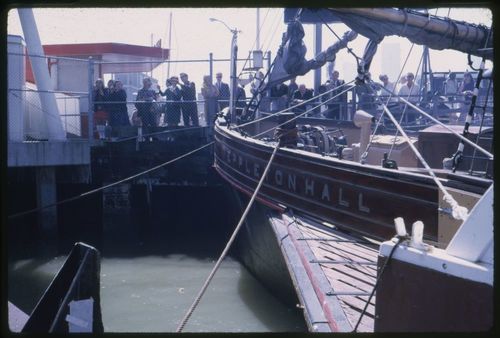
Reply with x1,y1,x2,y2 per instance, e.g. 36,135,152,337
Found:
269,211,381,333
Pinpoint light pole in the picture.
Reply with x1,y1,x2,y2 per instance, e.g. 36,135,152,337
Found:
209,17,240,125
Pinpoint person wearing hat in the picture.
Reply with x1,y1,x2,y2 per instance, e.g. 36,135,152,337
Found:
179,72,199,127
135,77,159,127
159,76,182,126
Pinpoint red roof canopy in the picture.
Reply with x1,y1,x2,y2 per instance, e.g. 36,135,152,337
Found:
26,42,170,82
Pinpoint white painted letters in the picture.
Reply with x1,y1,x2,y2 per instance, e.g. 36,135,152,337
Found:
358,193,370,213
339,188,350,207
321,184,331,201
305,178,314,196
275,170,283,186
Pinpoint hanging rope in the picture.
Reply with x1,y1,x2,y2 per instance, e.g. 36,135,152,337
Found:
8,141,214,219
176,141,281,332
373,90,468,221
352,235,407,332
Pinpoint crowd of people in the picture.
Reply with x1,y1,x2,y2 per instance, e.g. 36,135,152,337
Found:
92,68,479,135
92,72,237,132
92,79,130,138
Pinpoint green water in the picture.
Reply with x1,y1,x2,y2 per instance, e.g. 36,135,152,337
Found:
8,227,306,332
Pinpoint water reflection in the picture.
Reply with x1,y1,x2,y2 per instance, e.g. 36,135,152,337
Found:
8,185,307,332
100,255,305,332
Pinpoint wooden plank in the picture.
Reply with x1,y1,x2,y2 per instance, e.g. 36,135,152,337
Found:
317,246,378,275
318,241,378,263
322,266,375,294
300,226,379,256
322,262,377,287
318,248,377,275
289,214,377,332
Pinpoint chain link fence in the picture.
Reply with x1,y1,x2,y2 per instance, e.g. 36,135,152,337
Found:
93,56,261,133
7,49,91,141
7,41,267,141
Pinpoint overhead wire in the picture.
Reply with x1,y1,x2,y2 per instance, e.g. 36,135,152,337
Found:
261,10,284,58
237,8,271,78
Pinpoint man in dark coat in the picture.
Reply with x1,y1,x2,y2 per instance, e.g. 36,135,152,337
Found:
291,84,313,113
179,73,199,127
270,82,289,111
320,70,346,120
215,72,230,110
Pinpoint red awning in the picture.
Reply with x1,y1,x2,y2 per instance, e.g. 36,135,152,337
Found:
26,42,170,82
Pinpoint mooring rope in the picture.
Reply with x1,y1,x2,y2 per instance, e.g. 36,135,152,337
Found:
8,141,214,219
176,141,281,332
352,235,406,332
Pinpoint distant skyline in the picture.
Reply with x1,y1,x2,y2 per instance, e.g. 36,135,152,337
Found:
7,7,493,89
381,43,401,83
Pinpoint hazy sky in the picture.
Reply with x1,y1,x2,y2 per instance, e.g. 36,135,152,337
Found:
7,7,493,88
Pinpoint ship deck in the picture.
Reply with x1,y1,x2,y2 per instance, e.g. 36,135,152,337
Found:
270,211,381,332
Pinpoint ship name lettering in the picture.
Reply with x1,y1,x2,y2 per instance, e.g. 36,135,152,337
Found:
274,170,283,186
253,163,260,178
358,193,370,213
245,159,251,174
321,183,330,201
305,178,314,196
287,174,296,192
339,188,350,207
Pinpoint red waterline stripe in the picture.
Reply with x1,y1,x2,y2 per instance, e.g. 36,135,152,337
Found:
287,220,340,332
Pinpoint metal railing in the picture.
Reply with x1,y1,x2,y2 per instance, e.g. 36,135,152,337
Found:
7,49,492,142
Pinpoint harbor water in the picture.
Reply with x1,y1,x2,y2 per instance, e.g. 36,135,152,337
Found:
7,185,307,332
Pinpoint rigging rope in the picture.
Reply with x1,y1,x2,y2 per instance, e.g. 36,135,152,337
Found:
176,141,281,332
468,78,493,174
8,141,214,219
386,42,425,159
359,42,416,160
113,125,205,143
451,25,493,172
237,8,271,78
377,84,493,160
255,84,355,139
316,10,361,63
236,79,354,129
373,89,469,221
